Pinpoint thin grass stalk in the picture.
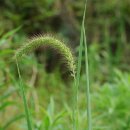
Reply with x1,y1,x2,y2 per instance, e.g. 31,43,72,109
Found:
83,25,92,130
72,27,83,130
72,1,87,130
16,58,32,130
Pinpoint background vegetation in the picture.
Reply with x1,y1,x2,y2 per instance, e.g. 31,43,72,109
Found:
0,0,130,130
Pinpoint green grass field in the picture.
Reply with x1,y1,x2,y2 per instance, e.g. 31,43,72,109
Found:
0,0,130,130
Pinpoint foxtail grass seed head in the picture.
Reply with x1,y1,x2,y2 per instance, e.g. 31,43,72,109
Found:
15,35,75,76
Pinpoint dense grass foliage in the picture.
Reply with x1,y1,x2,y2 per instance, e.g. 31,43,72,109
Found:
0,0,130,130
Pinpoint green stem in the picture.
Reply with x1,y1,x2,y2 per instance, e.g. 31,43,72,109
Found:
16,59,32,130
83,26,92,130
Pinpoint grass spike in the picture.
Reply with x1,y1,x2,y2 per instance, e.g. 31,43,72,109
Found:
15,35,75,76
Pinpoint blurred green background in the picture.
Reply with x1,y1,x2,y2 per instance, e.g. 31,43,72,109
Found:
0,0,130,130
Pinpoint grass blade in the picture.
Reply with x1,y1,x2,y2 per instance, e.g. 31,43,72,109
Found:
83,27,92,130
82,0,92,128
15,59,32,130
72,0,88,130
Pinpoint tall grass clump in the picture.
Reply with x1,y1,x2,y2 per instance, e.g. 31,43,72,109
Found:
72,0,92,130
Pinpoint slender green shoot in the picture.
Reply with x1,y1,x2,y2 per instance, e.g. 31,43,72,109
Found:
16,59,32,130
72,0,88,130
83,27,92,130
82,1,92,129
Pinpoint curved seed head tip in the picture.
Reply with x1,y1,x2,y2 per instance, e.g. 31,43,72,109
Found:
15,35,76,76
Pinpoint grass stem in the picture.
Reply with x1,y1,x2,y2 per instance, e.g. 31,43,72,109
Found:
16,59,32,130
83,27,92,130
